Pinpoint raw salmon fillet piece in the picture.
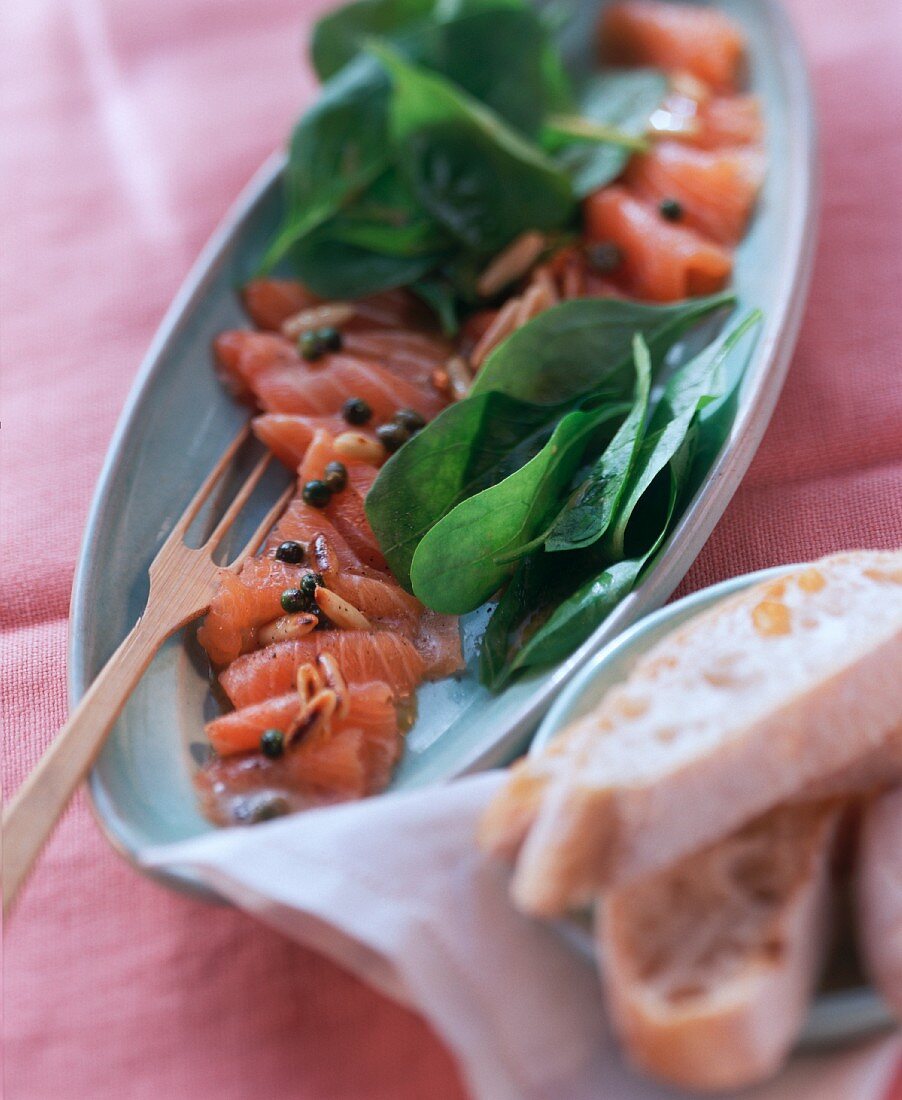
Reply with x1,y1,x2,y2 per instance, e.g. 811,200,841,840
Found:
197,682,402,823
219,631,429,709
625,141,765,245
206,681,397,756
214,330,444,420
601,1,746,93
242,279,438,334
584,185,732,301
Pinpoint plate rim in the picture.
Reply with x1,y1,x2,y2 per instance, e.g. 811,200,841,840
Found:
70,0,819,892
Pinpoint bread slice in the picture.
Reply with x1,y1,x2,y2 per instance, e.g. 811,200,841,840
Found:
597,801,838,1092
506,550,902,915
856,785,902,1018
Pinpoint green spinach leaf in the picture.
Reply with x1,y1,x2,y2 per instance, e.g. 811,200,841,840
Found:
366,392,573,587
311,0,435,80
544,332,652,551
606,310,762,557
261,55,393,271
373,44,574,253
471,292,735,405
546,69,668,197
408,401,628,612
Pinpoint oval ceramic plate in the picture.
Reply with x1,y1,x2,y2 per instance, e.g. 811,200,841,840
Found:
73,0,816,899
530,567,896,1048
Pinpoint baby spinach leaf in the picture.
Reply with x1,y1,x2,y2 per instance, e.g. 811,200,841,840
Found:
471,292,736,406
261,55,393,271
505,488,675,677
286,226,442,299
311,0,435,80
319,169,451,257
408,401,628,613
606,310,762,558
373,44,574,253
544,333,652,551
366,392,573,587
546,69,668,197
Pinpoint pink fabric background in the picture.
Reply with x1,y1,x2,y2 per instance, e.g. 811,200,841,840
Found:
2,0,900,1096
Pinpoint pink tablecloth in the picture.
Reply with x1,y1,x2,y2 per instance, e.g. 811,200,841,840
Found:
2,1,900,1096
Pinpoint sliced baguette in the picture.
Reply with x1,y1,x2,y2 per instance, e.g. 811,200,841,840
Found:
507,550,902,915
856,785,902,1018
598,801,838,1092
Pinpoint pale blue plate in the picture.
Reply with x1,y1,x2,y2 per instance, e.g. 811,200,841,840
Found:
72,0,817,900
531,567,896,1048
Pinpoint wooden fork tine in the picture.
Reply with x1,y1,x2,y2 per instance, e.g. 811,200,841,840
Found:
169,424,251,540
230,483,295,566
205,451,273,551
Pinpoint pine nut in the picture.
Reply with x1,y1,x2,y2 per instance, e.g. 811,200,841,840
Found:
314,585,373,630
281,302,356,339
257,612,319,648
333,431,387,464
476,232,547,298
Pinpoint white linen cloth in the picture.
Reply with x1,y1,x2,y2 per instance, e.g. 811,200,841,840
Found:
143,773,900,1100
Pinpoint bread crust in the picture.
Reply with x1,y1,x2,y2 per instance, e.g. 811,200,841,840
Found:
856,786,902,1017
598,803,838,1092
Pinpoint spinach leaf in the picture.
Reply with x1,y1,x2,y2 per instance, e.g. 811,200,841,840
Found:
261,56,393,271
285,233,442,299
366,294,734,585
311,0,435,80
606,310,762,557
500,481,676,681
409,401,628,612
373,44,574,253
318,169,451,257
366,392,573,587
546,69,668,197
471,292,735,405
478,312,761,688
544,333,652,551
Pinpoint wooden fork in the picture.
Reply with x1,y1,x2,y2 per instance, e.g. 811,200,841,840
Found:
2,426,293,916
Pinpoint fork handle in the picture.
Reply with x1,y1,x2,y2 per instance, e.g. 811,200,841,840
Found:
2,611,167,915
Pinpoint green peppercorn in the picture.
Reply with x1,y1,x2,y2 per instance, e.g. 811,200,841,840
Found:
342,396,372,425
393,408,426,432
376,422,410,453
323,460,348,492
586,241,622,273
260,728,285,758
300,572,324,598
299,330,325,361
274,540,305,564
318,326,342,352
659,198,683,222
281,588,306,613
302,479,332,508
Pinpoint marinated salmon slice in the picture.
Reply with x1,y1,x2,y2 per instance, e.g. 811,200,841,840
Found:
252,413,359,469
206,681,397,756
241,279,320,331
601,1,746,94
197,557,309,668
658,92,764,150
241,279,438,334
261,496,381,579
625,141,765,245
341,329,450,389
584,185,732,302
298,430,389,571
197,682,402,823
214,330,444,420
220,631,428,709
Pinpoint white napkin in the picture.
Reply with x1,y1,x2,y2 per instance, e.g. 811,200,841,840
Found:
143,773,900,1100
